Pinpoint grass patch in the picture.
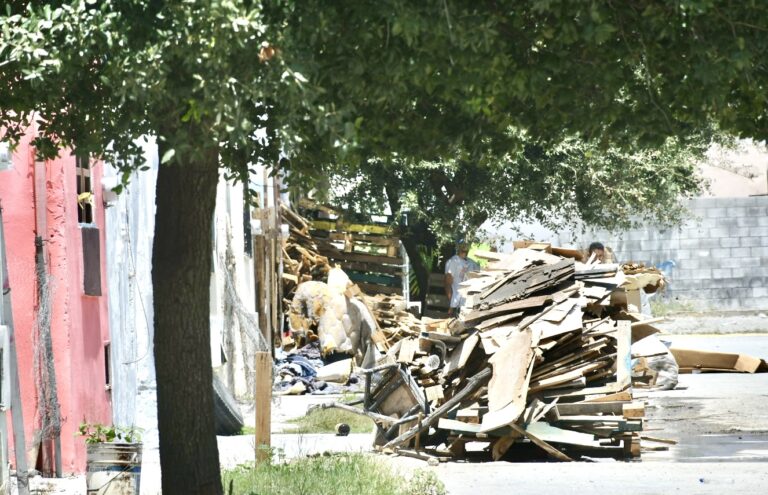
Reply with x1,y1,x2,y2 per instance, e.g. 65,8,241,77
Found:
650,298,697,316
222,453,445,495
285,407,374,434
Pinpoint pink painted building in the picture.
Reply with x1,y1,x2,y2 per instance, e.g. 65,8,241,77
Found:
0,126,112,474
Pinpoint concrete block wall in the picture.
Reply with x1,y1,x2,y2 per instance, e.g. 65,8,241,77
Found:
591,196,768,311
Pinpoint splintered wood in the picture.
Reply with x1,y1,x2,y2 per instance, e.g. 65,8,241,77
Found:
345,248,646,462
280,202,331,309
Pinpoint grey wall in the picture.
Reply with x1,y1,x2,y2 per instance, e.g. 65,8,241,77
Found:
592,196,768,311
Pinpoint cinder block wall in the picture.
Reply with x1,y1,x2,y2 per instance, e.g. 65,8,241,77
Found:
591,196,768,311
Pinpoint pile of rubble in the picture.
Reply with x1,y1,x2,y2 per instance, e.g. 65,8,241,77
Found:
275,202,768,463
280,202,331,302
317,248,655,462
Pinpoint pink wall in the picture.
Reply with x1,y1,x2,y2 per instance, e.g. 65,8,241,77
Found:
0,127,112,474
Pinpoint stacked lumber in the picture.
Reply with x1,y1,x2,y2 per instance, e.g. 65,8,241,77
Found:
298,200,405,296
321,248,646,462
279,202,331,305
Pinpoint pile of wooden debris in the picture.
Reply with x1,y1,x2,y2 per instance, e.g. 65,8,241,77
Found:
318,248,656,462
280,203,331,308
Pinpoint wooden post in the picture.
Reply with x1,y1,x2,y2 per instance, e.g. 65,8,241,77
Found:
271,172,283,355
254,351,272,463
254,210,269,347
0,203,31,495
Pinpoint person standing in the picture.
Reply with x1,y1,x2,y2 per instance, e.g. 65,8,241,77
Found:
587,241,606,263
444,241,481,316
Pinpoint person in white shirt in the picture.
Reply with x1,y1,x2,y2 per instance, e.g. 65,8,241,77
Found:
444,241,481,316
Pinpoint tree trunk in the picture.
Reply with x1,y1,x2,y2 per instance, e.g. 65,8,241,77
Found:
384,184,431,311
152,141,222,494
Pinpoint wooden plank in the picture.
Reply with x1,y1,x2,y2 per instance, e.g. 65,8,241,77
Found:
475,311,524,331
398,338,419,363
338,260,403,275
584,390,633,403
487,330,534,413
488,248,563,271
463,294,552,323
512,240,551,251
438,418,483,434
641,435,677,445
531,304,583,340
254,352,272,463
442,333,479,377
509,423,573,462
481,334,536,432
622,402,645,418
425,385,445,402
555,401,632,416
526,422,602,448
323,249,403,266
328,232,400,246
574,263,619,277
357,282,402,296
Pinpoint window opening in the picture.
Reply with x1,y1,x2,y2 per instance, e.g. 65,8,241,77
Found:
76,154,93,224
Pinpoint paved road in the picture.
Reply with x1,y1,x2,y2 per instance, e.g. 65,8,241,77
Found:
642,334,768,463
214,334,768,494
415,460,768,495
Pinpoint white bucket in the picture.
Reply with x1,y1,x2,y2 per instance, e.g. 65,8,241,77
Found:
86,443,142,495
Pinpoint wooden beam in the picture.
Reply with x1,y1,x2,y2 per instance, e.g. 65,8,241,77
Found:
254,352,272,463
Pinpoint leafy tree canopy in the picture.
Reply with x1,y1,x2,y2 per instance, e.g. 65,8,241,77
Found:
0,0,278,174
258,0,763,266
330,135,710,247
267,0,768,172
2,2,767,493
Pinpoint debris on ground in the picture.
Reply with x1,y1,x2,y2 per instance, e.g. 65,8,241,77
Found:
314,247,656,462
276,205,768,462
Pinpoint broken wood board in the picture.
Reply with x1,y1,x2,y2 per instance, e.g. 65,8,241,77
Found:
631,335,669,359
554,401,643,417
526,422,603,448
487,247,562,271
464,295,552,323
530,304,584,340
475,311,525,331
538,321,631,399
479,259,575,307
509,423,573,462
481,332,536,433
670,348,768,373
442,333,479,377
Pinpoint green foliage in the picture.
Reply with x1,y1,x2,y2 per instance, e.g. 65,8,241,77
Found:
650,297,697,317
0,0,278,176
259,1,764,241
329,135,708,246
265,1,768,174
284,407,374,434
221,454,445,495
78,422,143,444
409,245,438,296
